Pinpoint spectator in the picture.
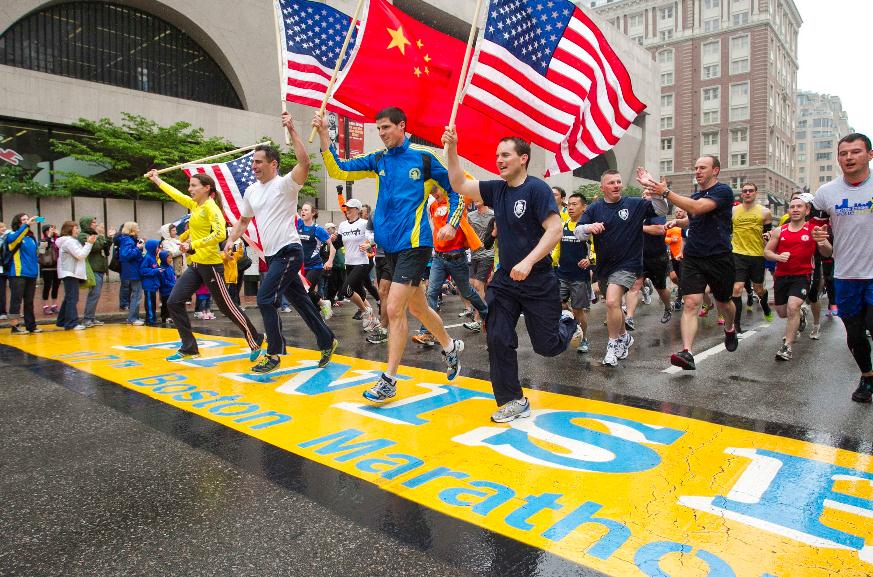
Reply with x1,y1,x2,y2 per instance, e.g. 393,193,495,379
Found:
139,239,162,326
221,235,245,307
114,222,131,309
158,250,176,325
5,213,40,333
55,220,96,330
117,222,145,325
78,216,114,327
38,224,60,315
160,222,185,276
0,221,8,320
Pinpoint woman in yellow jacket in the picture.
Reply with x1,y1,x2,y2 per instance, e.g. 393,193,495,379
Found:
146,170,263,361
221,236,245,306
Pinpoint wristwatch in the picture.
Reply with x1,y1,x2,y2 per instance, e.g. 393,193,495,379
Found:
661,188,672,198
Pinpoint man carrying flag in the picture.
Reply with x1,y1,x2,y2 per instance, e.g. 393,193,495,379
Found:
442,126,578,423
313,107,464,402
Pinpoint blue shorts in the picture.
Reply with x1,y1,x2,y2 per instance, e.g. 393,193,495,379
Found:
834,278,873,319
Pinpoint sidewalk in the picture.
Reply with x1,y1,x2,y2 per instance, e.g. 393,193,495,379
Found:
0,280,259,327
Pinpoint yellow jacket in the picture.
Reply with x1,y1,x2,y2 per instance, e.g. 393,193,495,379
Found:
221,243,244,284
159,181,226,265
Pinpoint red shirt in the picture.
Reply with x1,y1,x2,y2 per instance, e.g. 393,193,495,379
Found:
774,222,817,277
430,197,468,253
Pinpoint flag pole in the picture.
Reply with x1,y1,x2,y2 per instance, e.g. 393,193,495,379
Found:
444,0,484,155
273,0,292,146
146,142,271,176
307,0,365,144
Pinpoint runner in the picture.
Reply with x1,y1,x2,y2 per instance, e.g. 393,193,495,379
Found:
145,170,264,362
638,157,739,370
764,196,829,360
811,132,873,402
665,213,684,310
576,170,669,366
443,127,577,422
297,202,334,321
467,201,496,324
334,199,379,331
225,113,337,373
315,107,464,402
625,214,674,328
731,182,774,333
554,192,592,353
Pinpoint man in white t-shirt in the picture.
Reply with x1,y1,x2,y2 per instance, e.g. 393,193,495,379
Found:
812,132,873,403
227,113,337,373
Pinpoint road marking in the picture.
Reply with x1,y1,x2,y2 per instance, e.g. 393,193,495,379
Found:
663,323,769,373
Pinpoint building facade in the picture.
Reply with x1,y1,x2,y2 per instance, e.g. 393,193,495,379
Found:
795,91,852,193
1,0,659,232
591,0,801,201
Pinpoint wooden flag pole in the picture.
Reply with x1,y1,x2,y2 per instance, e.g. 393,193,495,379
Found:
146,142,271,176
307,0,366,143
273,0,292,145
444,0,484,155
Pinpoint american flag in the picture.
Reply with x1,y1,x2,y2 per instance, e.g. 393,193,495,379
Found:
465,0,646,176
183,151,264,258
277,0,366,121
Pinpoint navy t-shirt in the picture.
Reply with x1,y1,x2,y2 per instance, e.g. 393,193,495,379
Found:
297,221,331,270
579,196,656,277
684,182,735,258
557,220,590,282
480,176,558,273
643,215,668,259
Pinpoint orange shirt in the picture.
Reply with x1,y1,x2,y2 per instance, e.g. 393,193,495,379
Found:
431,197,468,253
664,226,682,259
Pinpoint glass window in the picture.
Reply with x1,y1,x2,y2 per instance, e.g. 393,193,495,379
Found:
661,94,674,109
704,0,720,8
660,71,674,87
657,50,674,65
731,128,748,143
661,137,673,151
703,110,720,125
703,132,719,146
730,58,750,74
659,30,674,41
661,116,674,130
730,153,748,167
0,2,242,109
704,18,721,32
660,160,673,173
732,12,749,25
703,41,721,58
660,6,674,19
703,64,720,79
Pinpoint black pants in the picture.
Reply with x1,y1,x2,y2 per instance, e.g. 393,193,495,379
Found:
327,267,346,303
8,276,37,331
41,269,60,301
160,293,170,323
0,273,7,315
228,282,241,307
168,263,262,355
485,267,576,406
304,269,324,307
343,264,378,302
55,276,81,329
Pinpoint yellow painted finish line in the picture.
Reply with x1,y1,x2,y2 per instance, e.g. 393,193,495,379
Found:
3,325,872,577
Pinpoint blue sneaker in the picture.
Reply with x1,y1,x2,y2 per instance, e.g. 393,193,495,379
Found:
442,339,464,380
363,373,397,403
166,351,200,362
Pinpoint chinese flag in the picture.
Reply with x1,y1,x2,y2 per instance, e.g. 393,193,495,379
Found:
333,0,510,173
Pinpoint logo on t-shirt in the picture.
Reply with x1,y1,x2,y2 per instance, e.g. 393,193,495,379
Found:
514,199,527,218
801,235,809,242
435,206,449,217
618,209,629,221
409,168,422,181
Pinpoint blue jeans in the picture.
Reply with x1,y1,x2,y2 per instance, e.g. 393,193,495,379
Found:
426,252,488,319
56,276,81,329
257,243,335,356
127,279,142,322
83,271,104,322
119,278,130,308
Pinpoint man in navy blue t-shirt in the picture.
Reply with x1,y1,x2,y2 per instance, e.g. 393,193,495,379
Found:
637,157,739,370
575,170,668,366
443,127,577,423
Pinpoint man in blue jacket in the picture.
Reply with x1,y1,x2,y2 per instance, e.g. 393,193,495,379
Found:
313,107,464,403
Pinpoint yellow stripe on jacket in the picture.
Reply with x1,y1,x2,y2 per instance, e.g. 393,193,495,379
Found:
159,182,226,265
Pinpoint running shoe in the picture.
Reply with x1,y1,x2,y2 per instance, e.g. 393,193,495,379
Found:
717,315,725,326
670,349,696,370
319,339,339,367
30,328,43,334
624,316,636,332
411,332,436,346
72,324,87,331
673,300,683,311
603,341,619,367
193,312,203,319
129,319,145,326
11,325,28,334
249,337,265,361
798,305,808,333
252,355,281,374
280,306,292,313
661,308,672,323
319,300,333,321
366,327,388,344
828,305,838,317
641,283,653,305
571,325,584,343
363,373,397,403
352,309,363,320
463,320,482,333
491,397,531,423
458,308,474,318
775,344,792,361
91,319,105,326
51,304,59,313
764,311,774,322
577,338,590,354
618,333,634,359
0,314,6,320
698,305,711,318
724,328,739,352
443,339,464,380
43,305,52,315
166,351,201,362
809,325,821,340
851,378,873,403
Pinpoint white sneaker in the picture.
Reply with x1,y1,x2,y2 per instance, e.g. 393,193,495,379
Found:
809,325,820,340
0,314,7,320
491,397,531,423
193,312,203,319
603,341,618,366
571,326,584,343
73,324,87,331
618,333,634,360
319,300,333,321
129,319,145,326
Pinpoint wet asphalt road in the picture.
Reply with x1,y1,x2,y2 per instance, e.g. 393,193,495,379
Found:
0,293,870,576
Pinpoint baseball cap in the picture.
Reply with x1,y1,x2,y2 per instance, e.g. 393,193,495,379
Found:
343,198,363,209
798,192,815,205
324,222,336,229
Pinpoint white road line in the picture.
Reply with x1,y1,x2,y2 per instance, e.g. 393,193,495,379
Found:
444,323,465,329
662,323,769,373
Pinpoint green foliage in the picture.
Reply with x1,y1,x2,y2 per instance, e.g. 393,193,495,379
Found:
45,113,320,200
0,165,60,197
624,185,643,198
573,182,643,201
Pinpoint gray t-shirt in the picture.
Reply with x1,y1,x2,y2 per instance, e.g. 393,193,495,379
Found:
813,176,873,279
467,207,494,261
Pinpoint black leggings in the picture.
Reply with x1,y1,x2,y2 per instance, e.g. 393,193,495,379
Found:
41,269,60,301
843,308,873,374
342,264,379,302
304,268,323,307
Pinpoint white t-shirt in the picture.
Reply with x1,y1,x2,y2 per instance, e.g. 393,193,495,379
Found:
813,175,873,279
337,218,372,266
240,173,303,257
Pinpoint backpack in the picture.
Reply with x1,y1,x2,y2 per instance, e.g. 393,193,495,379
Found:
0,233,21,269
237,252,252,275
108,243,122,273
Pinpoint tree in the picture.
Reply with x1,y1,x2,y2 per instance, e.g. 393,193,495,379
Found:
48,113,320,200
0,165,58,197
573,182,644,201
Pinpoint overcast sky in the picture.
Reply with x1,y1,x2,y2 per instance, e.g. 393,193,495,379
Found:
794,0,869,135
